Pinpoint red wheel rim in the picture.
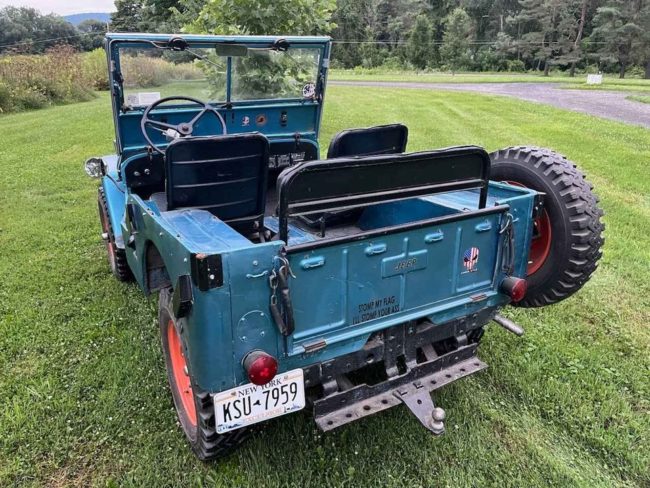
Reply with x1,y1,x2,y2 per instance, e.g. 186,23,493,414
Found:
167,320,197,426
504,181,552,275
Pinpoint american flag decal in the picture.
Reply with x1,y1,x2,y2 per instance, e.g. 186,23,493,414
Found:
463,247,480,272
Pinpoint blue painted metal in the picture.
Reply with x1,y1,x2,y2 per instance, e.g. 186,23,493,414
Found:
96,33,537,395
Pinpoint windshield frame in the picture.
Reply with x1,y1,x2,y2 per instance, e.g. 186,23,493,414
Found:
107,34,330,112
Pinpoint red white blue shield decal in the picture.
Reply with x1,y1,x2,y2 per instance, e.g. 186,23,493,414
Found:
463,247,480,272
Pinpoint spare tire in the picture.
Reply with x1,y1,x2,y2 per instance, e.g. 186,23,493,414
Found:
489,146,604,307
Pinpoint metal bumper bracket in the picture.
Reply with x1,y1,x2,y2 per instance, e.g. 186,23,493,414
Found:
313,344,487,433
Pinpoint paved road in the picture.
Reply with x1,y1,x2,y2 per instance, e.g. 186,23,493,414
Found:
331,81,650,128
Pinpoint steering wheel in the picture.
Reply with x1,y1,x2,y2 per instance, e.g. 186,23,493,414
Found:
141,96,227,154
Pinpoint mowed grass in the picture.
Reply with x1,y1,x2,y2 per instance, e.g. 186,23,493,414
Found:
0,87,649,487
330,68,650,92
627,95,650,104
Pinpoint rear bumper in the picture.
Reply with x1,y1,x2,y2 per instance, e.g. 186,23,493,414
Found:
303,307,497,431
314,343,486,431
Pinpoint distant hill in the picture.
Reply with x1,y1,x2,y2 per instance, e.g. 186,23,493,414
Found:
64,13,112,26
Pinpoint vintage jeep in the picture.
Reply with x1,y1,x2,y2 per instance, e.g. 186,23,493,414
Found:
86,33,604,460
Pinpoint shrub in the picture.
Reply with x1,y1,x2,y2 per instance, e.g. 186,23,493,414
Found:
120,54,203,88
0,81,12,113
84,48,110,90
0,45,96,114
507,59,526,72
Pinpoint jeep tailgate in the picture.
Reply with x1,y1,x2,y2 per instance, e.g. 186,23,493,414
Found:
286,206,507,352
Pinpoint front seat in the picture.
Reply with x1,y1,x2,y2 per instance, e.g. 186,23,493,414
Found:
155,133,270,236
326,123,408,158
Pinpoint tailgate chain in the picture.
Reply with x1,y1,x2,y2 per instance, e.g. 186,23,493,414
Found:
499,212,515,274
269,257,296,336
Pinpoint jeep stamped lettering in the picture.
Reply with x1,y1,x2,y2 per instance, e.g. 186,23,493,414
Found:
86,32,604,460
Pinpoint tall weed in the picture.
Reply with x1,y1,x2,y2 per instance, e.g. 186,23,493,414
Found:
0,45,95,113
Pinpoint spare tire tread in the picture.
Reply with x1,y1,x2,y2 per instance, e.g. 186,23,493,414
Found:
489,146,604,307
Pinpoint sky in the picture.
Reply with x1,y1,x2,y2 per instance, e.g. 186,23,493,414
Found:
0,0,115,15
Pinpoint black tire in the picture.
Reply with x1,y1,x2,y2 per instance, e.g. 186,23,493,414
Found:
159,288,251,461
489,146,604,307
97,187,133,282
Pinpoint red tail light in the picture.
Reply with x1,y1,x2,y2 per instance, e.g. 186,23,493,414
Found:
501,276,527,302
243,350,278,385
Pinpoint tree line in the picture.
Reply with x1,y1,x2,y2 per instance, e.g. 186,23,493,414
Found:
1,0,648,78
330,0,649,78
0,6,108,53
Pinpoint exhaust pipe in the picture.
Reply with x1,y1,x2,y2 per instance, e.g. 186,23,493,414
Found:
493,314,524,336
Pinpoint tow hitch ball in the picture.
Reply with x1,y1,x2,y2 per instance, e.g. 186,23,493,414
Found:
394,384,446,435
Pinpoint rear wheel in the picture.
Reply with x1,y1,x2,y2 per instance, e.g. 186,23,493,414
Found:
489,146,604,307
159,288,250,461
97,187,132,281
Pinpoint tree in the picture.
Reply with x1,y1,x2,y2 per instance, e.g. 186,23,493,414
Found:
186,0,337,98
407,14,435,69
187,0,336,36
588,0,645,78
330,0,373,68
0,7,80,53
568,0,590,77
440,7,474,74
167,0,208,32
78,19,107,51
493,31,518,69
513,0,587,76
640,3,650,78
111,0,147,32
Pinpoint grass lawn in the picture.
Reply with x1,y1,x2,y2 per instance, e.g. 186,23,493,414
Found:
1,87,649,487
627,95,650,104
330,69,650,92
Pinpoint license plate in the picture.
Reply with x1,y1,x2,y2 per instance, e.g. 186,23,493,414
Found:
213,369,305,434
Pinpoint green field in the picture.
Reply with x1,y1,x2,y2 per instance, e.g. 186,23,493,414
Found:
330,69,650,92
0,87,649,487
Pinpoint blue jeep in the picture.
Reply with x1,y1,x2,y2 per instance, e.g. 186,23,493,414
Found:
86,33,604,460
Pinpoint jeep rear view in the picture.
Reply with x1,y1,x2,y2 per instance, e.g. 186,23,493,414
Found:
86,33,604,460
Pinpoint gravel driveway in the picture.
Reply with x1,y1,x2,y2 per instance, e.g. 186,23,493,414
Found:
331,81,650,128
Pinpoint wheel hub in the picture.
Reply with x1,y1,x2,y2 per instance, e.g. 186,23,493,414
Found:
504,180,552,275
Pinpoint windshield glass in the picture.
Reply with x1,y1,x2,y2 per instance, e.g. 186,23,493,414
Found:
118,44,321,107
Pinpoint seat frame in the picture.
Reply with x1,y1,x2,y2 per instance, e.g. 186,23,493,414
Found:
277,145,491,245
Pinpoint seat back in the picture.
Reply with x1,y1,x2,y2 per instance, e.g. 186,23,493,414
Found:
327,124,408,158
277,145,491,244
165,133,270,234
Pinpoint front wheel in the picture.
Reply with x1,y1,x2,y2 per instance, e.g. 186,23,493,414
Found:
97,187,132,282
159,288,250,460
489,147,604,307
